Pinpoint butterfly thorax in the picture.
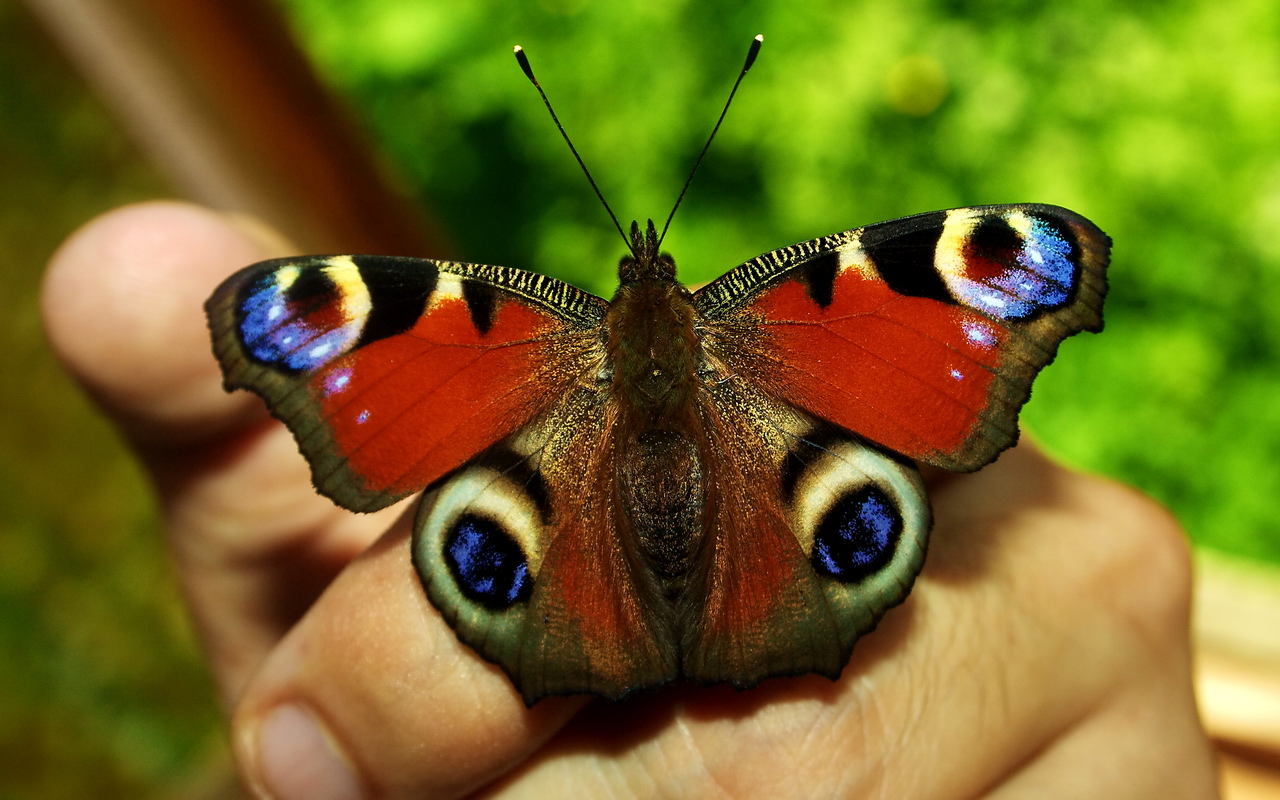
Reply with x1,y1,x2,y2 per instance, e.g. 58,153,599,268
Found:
607,221,702,429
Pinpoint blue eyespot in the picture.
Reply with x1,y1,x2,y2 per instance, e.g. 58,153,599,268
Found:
444,515,532,609
811,486,901,581
950,216,1076,320
238,274,360,372
1017,219,1075,293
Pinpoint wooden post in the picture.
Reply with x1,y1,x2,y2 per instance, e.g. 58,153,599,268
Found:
24,0,448,257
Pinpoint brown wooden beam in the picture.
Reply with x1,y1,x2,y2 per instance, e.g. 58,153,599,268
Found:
24,0,448,257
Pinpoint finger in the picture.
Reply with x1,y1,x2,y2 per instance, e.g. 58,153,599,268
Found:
42,202,400,703
986,662,1217,798
231,517,586,800
977,450,1217,797
474,445,1209,797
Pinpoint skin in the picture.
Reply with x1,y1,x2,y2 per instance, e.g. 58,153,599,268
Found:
43,201,1219,799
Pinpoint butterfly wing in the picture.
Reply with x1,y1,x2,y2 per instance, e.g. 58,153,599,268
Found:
411,385,680,704
682,378,930,687
693,204,1110,471
206,255,607,512
210,255,664,700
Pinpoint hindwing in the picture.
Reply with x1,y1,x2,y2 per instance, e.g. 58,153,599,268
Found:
682,378,930,688
411,385,680,704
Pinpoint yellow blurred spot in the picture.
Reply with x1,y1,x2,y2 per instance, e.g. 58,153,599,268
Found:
886,55,948,116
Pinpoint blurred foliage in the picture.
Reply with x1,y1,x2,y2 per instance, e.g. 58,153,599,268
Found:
2,0,1278,797
0,3,227,799
275,0,1280,561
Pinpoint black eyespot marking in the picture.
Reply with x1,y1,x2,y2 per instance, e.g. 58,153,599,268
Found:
780,449,806,502
462,280,499,336
796,251,839,309
964,216,1023,265
862,210,954,304
353,255,437,346
235,265,344,374
444,514,532,609
811,485,902,582
286,265,339,307
780,426,849,501
485,447,553,523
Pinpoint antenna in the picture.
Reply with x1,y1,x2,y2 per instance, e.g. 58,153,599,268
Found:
514,45,631,252
657,34,763,248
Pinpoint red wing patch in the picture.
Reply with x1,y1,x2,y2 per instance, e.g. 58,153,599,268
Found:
314,297,593,507
742,270,1012,469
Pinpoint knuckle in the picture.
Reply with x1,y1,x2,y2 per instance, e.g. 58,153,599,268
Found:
1075,476,1194,652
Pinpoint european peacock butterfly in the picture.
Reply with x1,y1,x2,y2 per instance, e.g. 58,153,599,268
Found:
205,37,1109,705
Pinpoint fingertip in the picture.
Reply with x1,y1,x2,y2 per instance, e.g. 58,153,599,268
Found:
249,703,367,800
42,201,292,443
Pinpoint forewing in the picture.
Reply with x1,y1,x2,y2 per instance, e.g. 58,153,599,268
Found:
693,204,1110,471
206,255,607,512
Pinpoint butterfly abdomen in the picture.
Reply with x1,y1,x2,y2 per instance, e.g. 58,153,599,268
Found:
618,428,705,584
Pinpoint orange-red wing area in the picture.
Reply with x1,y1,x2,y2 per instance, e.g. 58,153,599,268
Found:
314,296,596,509
207,255,606,512
739,271,1015,471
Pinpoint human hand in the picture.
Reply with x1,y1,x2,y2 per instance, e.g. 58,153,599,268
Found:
43,202,1218,799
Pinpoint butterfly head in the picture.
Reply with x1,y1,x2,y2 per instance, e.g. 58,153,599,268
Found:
619,219,676,285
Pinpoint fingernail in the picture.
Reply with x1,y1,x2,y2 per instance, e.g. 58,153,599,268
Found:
256,703,364,800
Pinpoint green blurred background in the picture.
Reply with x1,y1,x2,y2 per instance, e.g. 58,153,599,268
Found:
2,0,1277,795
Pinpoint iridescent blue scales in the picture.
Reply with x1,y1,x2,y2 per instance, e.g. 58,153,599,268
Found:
934,208,1079,319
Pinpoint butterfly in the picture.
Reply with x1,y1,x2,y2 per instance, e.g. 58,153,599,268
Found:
206,203,1109,705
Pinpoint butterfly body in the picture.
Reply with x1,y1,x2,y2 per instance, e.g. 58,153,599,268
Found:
207,204,1109,704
